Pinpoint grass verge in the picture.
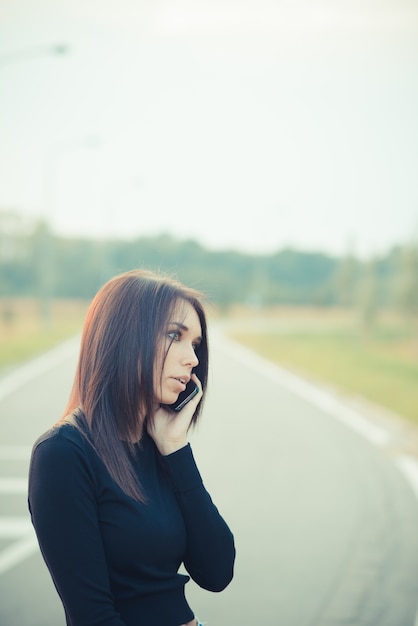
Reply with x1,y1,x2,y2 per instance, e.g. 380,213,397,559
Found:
225,308,418,425
2,301,417,426
0,298,88,372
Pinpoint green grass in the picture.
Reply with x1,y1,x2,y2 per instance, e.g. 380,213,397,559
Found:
0,299,88,372
2,300,417,425
227,310,418,424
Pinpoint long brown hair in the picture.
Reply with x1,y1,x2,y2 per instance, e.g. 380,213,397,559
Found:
61,269,209,501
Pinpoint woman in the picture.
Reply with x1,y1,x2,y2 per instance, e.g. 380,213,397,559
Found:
28,269,235,626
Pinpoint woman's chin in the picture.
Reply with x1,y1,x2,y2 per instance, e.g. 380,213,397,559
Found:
156,394,178,407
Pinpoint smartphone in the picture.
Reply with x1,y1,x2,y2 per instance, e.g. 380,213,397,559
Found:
168,380,199,412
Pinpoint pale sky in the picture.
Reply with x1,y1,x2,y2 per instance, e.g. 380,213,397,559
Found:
1,0,418,257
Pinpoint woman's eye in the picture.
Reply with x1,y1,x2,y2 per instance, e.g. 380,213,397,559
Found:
168,330,181,341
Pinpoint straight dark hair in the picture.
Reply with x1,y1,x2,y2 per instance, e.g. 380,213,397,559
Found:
60,269,209,502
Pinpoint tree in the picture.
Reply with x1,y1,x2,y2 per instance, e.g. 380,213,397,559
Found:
332,253,358,308
395,243,418,329
357,258,379,335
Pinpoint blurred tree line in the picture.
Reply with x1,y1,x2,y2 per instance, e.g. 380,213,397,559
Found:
0,210,417,324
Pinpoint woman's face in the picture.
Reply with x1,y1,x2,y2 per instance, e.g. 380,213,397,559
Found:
154,300,202,406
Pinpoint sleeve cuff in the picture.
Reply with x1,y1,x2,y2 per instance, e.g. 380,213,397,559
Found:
161,444,203,493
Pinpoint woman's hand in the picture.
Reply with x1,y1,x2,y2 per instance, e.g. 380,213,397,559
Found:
147,373,203,456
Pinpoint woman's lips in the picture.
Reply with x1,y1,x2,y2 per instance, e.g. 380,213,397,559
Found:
172,377,187,392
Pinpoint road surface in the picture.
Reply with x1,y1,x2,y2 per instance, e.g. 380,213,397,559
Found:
1,332,418,626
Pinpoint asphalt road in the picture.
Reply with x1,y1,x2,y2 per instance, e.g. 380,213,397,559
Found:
1,333,418,626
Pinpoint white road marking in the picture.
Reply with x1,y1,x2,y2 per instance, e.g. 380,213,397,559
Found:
0,478,28,493
0,452,34,573
0,445,32,460
0,340,77,576
0,516,38,575
215,332,418,511
0,534,38,576
0,331,416,580
0,517,33,536
0,335,80,402
215,332,390,447
396,456,418,502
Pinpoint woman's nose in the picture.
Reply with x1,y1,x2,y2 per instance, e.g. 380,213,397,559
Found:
182,344,199,367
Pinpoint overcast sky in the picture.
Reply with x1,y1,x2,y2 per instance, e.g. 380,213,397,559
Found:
1,0,417,257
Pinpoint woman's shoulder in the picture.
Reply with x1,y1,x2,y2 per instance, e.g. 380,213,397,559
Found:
29,420,101,491
31,420,89,461
29,420,102,502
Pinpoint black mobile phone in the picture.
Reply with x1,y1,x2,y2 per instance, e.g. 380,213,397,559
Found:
168,380,199,412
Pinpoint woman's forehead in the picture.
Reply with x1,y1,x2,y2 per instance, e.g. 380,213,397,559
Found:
171,299,202,333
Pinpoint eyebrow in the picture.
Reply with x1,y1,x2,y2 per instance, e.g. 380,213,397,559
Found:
169,322,202,342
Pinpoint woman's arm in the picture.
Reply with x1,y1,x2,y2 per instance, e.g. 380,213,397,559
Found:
28,431,126,626
148,376,235,592
162,444,235,592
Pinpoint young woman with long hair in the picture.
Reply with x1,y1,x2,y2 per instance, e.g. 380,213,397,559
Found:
28,269,235,626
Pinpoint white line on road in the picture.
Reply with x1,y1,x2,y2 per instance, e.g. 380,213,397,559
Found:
216,332,418,508
0,335,80,402
0,517,38,576
0,332,415,581
0,477,28,493
0,517,33,537
0,535,38,576
396,456,418,501
0,340,79,575
0,445,32,460
215,333,390,447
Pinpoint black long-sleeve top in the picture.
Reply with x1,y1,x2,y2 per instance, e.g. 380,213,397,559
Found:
28,423,235,626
